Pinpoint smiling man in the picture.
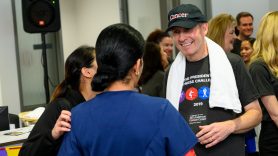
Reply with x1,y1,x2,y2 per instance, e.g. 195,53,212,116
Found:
231,12,255,55
164,4,262,156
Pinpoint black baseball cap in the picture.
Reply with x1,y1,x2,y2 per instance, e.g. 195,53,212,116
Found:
166,4,207,32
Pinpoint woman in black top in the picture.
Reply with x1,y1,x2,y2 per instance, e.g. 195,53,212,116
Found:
138,42,166,97
249,11,278,156
19,45,98,156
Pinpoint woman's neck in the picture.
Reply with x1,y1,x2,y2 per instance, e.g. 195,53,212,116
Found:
106,80,135,92
79,79,96,101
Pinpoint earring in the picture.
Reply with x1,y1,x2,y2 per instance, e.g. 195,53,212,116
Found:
135,72,139,76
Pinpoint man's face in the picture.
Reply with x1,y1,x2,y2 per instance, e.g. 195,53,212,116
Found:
171,23,208,61
237,16,253,38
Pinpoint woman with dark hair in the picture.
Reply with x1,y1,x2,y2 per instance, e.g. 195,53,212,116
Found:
240,39,254,64
138,42,165,97
58,23,197,156
19,46,97,156
147,29,174,64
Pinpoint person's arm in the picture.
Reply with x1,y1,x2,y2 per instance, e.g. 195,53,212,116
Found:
233,100,262,133
261,95,278,127
19,100,67,156
196,100,261,148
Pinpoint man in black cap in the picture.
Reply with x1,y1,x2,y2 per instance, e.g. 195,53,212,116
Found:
164,4,262,156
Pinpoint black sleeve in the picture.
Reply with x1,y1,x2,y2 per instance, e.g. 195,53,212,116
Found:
249,61,274,96
19,99,70,156
162,67,170,98
157,72,166,98
227,53,259,107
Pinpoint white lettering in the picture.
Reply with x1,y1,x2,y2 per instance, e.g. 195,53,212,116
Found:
170,13,188,21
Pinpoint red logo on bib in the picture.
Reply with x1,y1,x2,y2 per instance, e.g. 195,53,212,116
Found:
185,87,198,101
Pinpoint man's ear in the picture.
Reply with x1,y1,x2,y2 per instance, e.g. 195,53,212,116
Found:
201,23,209,35
81,67,91,78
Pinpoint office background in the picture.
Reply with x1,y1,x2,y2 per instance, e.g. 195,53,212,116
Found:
0,0,278,115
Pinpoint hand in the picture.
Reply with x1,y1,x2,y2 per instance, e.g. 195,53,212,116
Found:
196,120,235,148
51,110,71,140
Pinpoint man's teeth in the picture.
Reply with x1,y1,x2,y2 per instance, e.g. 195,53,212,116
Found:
181,42,192,46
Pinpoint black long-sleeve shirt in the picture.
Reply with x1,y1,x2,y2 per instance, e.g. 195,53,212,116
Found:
19,88,85,156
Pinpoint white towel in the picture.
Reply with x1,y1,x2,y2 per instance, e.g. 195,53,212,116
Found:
166,37,242,113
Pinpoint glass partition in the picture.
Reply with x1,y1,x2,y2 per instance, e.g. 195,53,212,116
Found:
12,0,62,111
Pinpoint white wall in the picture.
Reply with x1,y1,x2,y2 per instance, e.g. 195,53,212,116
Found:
128,0,161,39
180,0,206,14
0,0,21,114
60,0,121,59
269,0,278,11
0,78,3,106
210,0,270,38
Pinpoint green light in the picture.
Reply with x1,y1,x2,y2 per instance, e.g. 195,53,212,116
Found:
52,1,55,4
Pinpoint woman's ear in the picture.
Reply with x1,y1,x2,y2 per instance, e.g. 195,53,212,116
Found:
81,67,92,78
134,58,143,76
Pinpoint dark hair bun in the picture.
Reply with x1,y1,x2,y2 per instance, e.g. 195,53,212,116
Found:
92,23,144,92
92,65,118,91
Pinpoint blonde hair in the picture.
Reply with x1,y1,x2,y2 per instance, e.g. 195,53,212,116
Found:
249,11,278,77
207,13,236,49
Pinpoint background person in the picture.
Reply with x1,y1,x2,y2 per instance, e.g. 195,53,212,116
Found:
58,23,197,156
164,4,262,156
208,13,258,155
147,29,174,64
138,42,166,97
231,12,255,55
240,39,254,64
240,39,257,156
249,11,278,156
19,46,97,156
207,13,237,53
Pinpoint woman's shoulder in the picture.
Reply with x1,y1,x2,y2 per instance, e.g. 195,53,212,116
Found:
250,59,265,66
48,97,73,111
249,59,268,70
133,92,171,109
148,70,165,82
154,70,165,75
226,52,242,63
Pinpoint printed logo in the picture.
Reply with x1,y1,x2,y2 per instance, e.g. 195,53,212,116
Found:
179,91,185,103
185,87,198,101
198,86,210,100
170,13,188,21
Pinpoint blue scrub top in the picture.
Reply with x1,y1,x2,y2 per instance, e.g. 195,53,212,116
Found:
58,91,197,156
